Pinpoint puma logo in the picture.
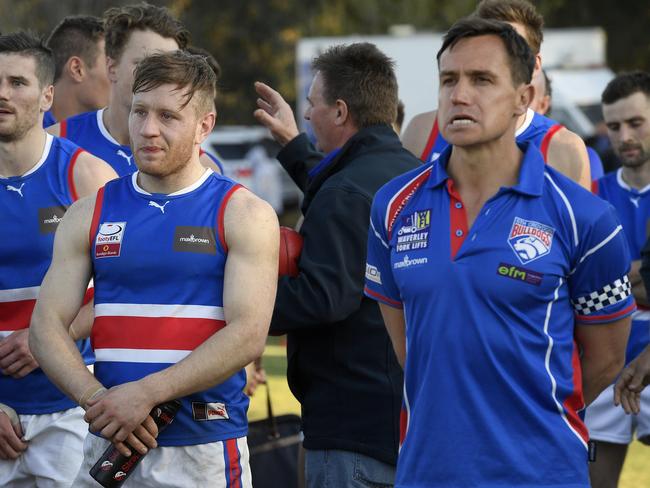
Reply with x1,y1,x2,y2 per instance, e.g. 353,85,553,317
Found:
116,150,133,166
630,197,640,208
149,200,170,214
6,183,25,197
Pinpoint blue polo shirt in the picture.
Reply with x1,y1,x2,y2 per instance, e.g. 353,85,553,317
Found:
365,142,634,487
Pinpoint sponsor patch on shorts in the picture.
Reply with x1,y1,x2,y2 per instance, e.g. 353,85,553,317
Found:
95,222,126,258
192,402,229,421
496,262,543,286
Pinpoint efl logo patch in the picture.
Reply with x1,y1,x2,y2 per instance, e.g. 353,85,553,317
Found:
173,226,216,254
95,222,126,258
191,402,229,421
508,217,555,264
38,205,66,234
396,209,431,253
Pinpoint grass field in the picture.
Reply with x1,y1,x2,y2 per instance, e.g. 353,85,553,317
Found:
248,339,650,485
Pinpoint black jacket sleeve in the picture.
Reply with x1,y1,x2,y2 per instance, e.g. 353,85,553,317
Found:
270,186,372,333
640,235,650,302
276,133,323,191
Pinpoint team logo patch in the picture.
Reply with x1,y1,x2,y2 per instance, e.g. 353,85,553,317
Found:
396,209,431,253
508,217,555,264
496,262,543,286
38,205,66,234
173,226,216,254
191,402,229,421
95,222,126,258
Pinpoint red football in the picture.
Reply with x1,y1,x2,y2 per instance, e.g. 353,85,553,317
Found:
279,226,303,277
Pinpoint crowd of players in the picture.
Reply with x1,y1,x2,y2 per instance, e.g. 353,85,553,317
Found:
1,0,650,487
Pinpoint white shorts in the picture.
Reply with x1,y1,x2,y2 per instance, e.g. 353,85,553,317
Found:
585,384,650,444
0,406,87,488
72,434,252,487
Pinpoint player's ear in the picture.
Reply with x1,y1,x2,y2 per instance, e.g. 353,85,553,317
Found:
515,82,534,117
334,99,349,126
40,83,54,112
106,56,119,84
68,56,84,82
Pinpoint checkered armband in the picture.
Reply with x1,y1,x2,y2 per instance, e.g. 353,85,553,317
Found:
571,276,632,316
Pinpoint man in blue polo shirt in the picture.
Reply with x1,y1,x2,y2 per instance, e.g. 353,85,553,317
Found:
365,18,634,487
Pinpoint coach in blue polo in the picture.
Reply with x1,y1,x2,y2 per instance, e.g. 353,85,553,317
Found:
365,17,634,488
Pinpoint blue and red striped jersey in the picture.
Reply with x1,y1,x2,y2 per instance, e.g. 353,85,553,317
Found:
89,169,247,446
0,134,93,414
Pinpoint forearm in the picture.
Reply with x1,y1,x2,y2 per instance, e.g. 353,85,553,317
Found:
30,308,101,405
69,299,94,341
581,354,624,406
141,320,267,404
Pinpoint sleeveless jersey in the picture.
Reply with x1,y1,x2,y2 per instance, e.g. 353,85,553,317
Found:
594,169,650,362
0,134,94,414
61,108,224,177
421,108,564,163
89,169,247,446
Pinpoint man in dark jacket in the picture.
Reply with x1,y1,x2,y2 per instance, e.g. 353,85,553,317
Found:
254,43,420,487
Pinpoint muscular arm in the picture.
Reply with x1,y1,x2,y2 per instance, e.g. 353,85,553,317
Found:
378,303,406,369
575,317,631,406
400,110,436,160
73,151,117,198
29,196,104,405
546,128,591,190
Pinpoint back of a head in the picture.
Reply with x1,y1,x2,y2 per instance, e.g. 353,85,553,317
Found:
602,71,650,106
132,50,216,115
185,45,221,82
46,15,104,83
312,42,397,128
0,31,54,87
475,0,543,55
103,2,190,62
437,17,535,86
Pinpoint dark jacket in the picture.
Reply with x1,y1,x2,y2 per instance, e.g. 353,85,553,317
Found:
269,124,421,465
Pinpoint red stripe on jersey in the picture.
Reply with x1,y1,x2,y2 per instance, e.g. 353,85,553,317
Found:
575,301,636,323
591,179,599,195
399,406,408,446
225,438,242,488
91,316,225,350
59,119,67,139
364,286,403,308
0,299,36,331
540,124,564,162
420,118,439,162
446,179,468,259
386,167,432,239
83,287,94,305
217,185,243,253
66,148,84,202
89,187,105,248
562,341,588,444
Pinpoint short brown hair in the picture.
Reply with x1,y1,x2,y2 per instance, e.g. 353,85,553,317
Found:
103,2,190,62
475,0,544,55
132,50,216,115
437,17,535,86
46,15,104,83
312,42,397,128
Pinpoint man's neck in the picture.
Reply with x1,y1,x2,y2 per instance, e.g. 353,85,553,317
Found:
51,82,86,122
0,128,47,177
136,156,206,195
621,162,650,190
103,102,130,146
447,136,522,199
